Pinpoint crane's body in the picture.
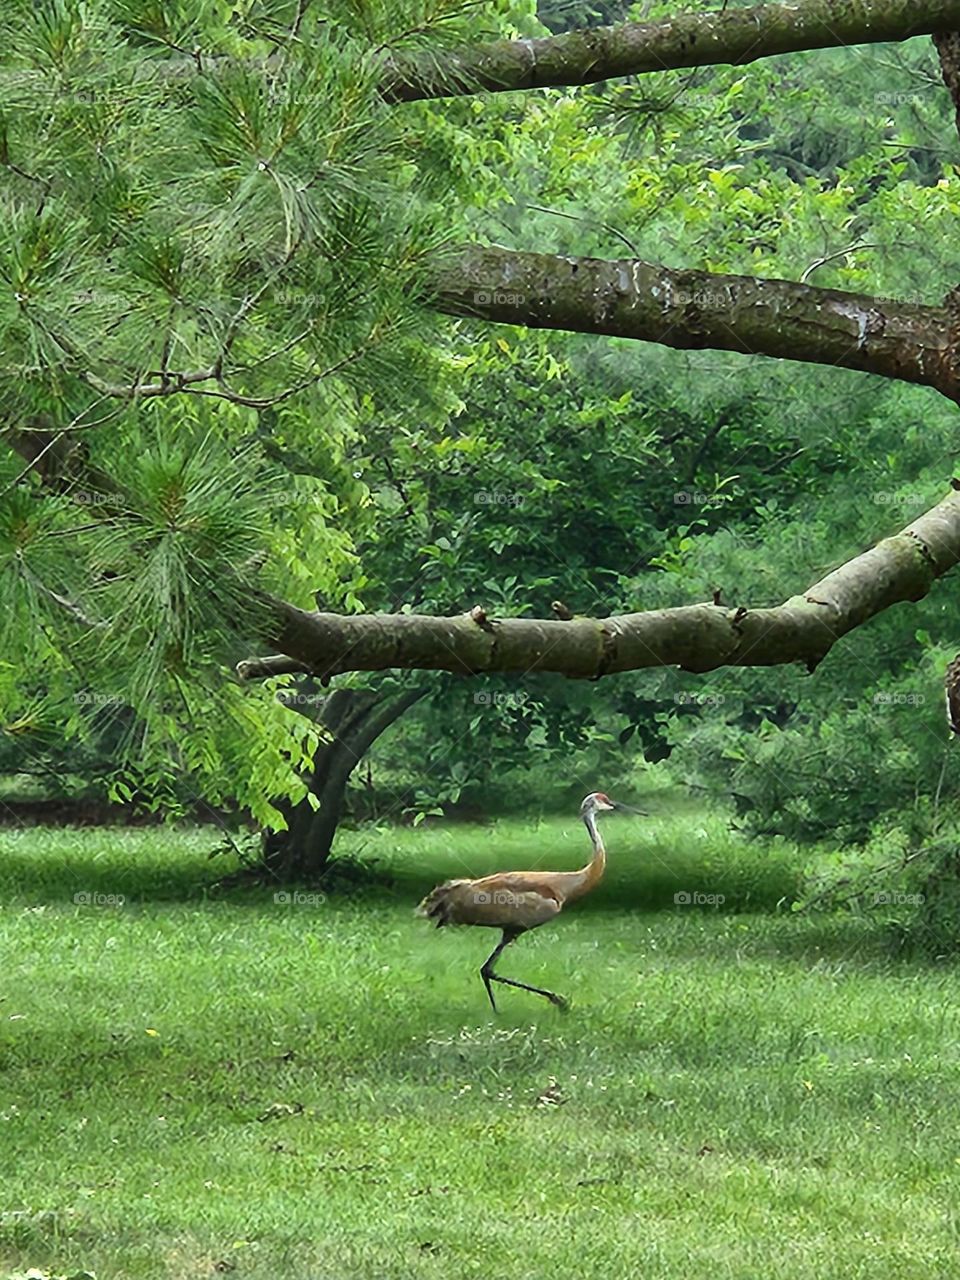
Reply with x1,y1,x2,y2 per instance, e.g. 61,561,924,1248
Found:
416,792,625,1012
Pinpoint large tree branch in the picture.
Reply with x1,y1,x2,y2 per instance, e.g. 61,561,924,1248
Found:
142,0,960,102
431,245,960,401
12,383,960,689
382,0,960,102
262,486,960,679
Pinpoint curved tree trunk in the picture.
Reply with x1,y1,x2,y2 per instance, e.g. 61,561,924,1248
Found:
261,686,426,879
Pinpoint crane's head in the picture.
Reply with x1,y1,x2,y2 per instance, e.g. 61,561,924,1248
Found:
581,792,617,814
580,792,646,817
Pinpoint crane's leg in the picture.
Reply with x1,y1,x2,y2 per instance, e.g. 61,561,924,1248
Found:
480,930,569,1013
480,932,512,1013
492,972,569,1012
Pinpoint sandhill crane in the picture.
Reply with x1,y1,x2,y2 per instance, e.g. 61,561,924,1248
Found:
416,792,636,1013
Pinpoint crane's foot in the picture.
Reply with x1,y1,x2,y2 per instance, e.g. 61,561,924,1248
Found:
489,973,570,1013
481,972,498,1013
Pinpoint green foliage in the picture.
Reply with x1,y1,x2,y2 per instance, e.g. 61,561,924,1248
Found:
0,0,469,429
2,0,960,939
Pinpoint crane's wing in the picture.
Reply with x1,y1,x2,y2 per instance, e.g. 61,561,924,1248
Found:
461,885,562,930
416,876,561,929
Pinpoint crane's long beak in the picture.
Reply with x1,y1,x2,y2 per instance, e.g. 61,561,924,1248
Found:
611,801,648,815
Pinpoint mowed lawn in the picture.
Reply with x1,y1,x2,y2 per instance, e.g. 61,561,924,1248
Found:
0,815,958,1280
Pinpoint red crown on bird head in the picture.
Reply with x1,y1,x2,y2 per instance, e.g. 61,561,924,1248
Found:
581,792,615,812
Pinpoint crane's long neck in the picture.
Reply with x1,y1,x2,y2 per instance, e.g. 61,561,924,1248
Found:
563,810,607,903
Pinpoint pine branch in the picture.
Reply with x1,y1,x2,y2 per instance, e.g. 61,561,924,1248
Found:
17,557,103,629
143,0,960,102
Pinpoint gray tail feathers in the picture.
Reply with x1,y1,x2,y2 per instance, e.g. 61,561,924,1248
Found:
415,879,468,927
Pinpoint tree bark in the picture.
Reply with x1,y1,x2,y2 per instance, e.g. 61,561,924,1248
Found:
382,0,960,101
256,487,960,680
430,245,960,402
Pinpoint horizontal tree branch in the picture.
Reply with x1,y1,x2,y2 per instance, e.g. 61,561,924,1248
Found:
13,407,960,685
383,0,960,101
262,486,960,678
431,245,960,401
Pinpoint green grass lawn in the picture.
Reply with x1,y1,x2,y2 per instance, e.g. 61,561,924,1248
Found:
0,813,958,1279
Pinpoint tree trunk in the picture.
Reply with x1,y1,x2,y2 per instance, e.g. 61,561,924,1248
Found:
261,686,426,879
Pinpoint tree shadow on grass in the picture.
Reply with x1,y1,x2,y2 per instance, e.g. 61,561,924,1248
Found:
0,831,230,904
